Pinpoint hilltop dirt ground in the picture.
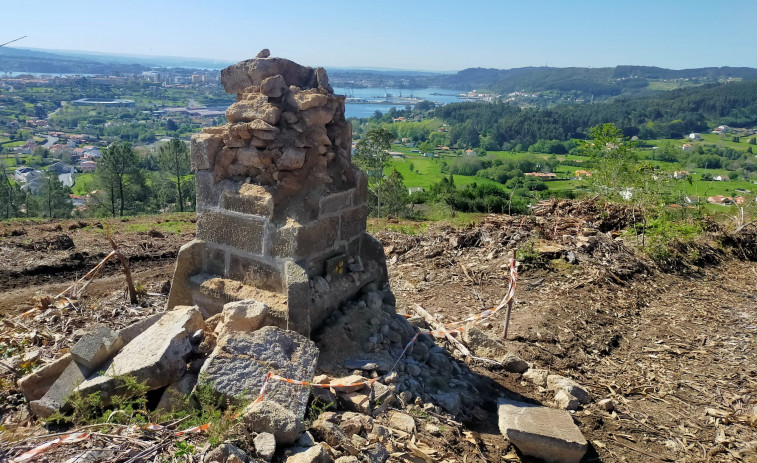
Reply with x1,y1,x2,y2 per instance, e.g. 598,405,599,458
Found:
0,202,756,462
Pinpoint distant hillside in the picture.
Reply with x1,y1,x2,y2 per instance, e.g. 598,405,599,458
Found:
611,65,757,80
435,65,757,97
432,79,757,147
0,47,147,74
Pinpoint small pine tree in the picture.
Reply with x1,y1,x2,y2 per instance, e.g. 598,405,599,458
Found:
37,170,73,218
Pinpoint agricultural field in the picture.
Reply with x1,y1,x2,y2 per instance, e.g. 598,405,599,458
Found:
385,135,756,208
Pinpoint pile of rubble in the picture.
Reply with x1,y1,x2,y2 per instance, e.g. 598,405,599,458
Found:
13,288,595,463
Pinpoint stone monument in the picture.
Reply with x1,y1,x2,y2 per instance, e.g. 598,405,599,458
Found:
168,50,388,336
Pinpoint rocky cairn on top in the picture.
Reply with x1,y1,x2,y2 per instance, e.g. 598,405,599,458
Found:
168,50,387,337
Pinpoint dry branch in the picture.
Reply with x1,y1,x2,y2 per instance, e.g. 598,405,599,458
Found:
108,234,138,304
412,304,501,367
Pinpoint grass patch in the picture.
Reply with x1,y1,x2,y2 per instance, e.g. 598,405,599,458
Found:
46,375,245,448
632,215,706,268
125,220,189,234
368,204,485,235
71,173,96,195
46,374,151,427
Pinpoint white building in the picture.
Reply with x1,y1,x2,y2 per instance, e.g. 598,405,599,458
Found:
14,167,42,183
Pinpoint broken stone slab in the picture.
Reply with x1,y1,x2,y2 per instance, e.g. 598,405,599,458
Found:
547,374,591,404
214,299,269,339
388,411,415,434
327,374,367,393
339,412,374,435
343,359,379,371
118,312,165,345
71,324,124,371
254,432,276,461
370,382,397,405
522,368,549,387
310,418,350,448
462,324,508,358
497,397,587,463
199,326,318,419
156,373,198,413
18,353,73,401
76,306,203,396
284,445,330,463
501,352,529,374
339,391,371,414
243,399,305,446
554,390,580,411
30,361,93,418
204,443,249,463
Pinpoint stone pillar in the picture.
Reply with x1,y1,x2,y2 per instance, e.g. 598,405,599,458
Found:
168,52,388,336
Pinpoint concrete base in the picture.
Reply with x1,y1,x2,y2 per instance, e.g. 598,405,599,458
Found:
497,397,587,463
168,231,388,337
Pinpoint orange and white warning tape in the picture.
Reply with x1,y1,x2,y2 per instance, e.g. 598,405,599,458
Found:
13,260,517,462
399,258,517,332
448,257,517,327
12,432,89,462
255,331,421,404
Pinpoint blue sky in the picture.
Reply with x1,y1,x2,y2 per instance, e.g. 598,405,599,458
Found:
2,0,755,71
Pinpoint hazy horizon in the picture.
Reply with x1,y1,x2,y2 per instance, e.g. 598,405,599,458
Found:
2,0,756,71
6,45,757,74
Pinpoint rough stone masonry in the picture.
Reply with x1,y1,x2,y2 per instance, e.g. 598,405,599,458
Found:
167,50,388,337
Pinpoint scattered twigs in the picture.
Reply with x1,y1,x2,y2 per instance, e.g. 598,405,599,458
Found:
734,219,756,233
412,304,471,355
54,250,117,300
502,249,517,340
611,434,676,461
50,230,138,304
108,232,138,304
0,360,15,373
411,304,501,367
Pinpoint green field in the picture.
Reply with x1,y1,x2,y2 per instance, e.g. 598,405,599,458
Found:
645,133,754,152
384,136,755,203
386,152,500,189
72,173,96,195
385,144,589,194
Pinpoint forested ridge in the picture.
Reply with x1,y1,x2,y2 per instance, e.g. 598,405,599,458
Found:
434,80,757,148
435,65,757,94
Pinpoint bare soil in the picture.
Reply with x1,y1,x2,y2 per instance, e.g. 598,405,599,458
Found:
1,203,756,462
